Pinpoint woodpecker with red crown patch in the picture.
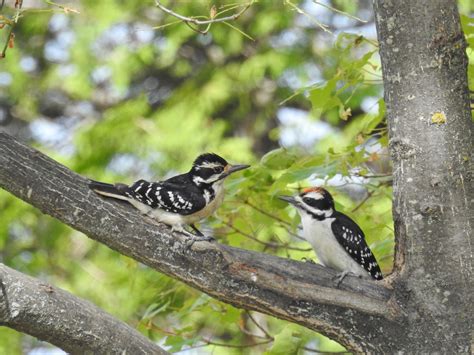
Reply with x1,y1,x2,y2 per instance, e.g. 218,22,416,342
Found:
279,187,383,284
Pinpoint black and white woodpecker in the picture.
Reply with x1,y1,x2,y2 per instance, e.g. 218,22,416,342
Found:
279,187,383,283
89,153,249,241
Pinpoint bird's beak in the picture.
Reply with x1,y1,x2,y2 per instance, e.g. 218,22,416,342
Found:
224,164,250,176
278,195,298,205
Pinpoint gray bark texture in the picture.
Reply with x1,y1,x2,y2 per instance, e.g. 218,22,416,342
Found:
0,132,396,353
0,263,167,354
374,0,474,353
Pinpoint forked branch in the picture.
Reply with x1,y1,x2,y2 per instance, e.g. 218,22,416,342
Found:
0,132,399,352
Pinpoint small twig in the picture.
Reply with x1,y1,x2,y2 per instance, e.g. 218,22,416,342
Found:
302,346,350,354
1,0,23,58
223,21,254,41
44,1,80,14
243,200,306,240
202,337,273,349
313,0,367,23
361,67,383,78
245,311,273,339
0,26,13,58
244,200,292,227
154,0,253,34
238,323,269,339
351,190,374,212
220,220,311,252
285,0,331,34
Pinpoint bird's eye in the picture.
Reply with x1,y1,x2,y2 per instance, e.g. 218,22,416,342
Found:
303,196,331,210
303,197,313,205
214,166,224,174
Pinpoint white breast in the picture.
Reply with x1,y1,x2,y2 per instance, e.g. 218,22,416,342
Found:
300,213,369,278
127,198,187,226
183,181,225,224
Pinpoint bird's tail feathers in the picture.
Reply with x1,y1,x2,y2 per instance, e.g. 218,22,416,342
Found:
89,180,129,201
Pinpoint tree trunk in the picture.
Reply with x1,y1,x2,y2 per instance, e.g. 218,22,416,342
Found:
374,0,473,352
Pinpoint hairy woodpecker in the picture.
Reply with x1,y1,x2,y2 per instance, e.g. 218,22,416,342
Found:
89,153,249,241
279,187,383,283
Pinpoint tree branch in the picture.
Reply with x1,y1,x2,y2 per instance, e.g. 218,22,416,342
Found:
0,132,399,353
0,263,167,354
154,1,253,34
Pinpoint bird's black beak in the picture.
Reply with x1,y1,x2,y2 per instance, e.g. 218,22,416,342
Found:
224,164,250,176
278,195,298,205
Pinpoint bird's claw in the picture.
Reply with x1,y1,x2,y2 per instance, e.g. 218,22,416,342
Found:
332,270,360,287
169,225,215,248
333,271,348,288
185,235,215,248
301,257,316,264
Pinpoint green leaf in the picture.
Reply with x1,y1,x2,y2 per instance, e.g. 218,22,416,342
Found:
141,301,170,320
164,335,196,352
309,78,340,117
360,98,386,134
265,325,306,355
261,148,298,170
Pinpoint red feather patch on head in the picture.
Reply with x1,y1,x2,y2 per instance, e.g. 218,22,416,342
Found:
302,186,325,194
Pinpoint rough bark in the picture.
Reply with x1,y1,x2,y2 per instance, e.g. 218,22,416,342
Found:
374,0,474,352
0,132,398,353
0,263,167,354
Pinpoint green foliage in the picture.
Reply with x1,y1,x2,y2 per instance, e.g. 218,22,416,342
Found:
265,325,309,354
5,0,457,353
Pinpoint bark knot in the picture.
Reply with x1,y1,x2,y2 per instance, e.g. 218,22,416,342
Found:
390,137,417,160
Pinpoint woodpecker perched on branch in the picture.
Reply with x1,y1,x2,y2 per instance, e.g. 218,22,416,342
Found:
89,153,249,242
279,187,383,284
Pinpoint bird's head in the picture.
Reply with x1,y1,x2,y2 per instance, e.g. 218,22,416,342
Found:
190,153,249,186
279,187,335,219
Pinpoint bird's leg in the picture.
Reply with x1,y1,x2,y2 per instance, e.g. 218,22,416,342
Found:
333,270,350,287
332,270,360,287
190,224,204,236
171,225,214,248
301,257,316,264
188,224,214,242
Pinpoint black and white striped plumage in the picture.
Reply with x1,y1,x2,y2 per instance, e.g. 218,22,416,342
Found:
89,153,249,235
280,187,383,281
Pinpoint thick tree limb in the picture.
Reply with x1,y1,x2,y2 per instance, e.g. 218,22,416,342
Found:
0,263,167,354
0,132,397,353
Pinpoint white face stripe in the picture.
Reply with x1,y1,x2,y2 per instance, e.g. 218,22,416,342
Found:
193,173,224,185
204,174,221,183
197,161,223,169
303,191,324,200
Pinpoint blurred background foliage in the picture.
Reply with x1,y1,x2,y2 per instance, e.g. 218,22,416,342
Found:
0,0,473,353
